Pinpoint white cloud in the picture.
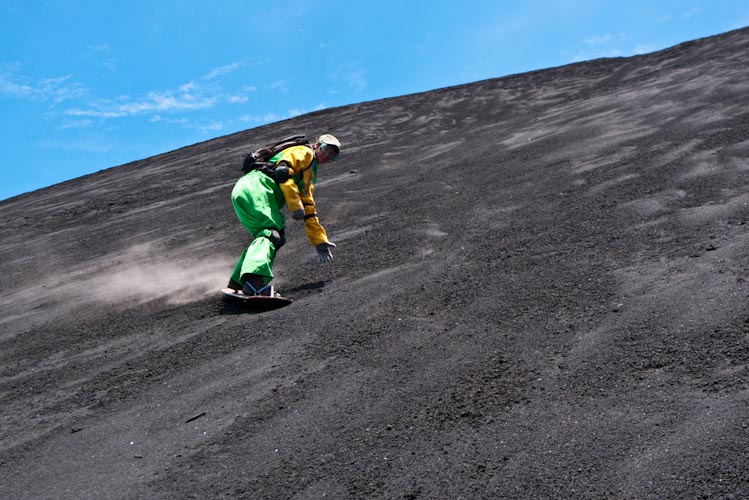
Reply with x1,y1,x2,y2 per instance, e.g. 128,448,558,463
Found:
85,42,110,52
82,42,116,71
65,108,125,119
568,40,660,64
346,68,367,92
569,31,664,63
568,48,623,63
659,6,702,22
0,72,85,102
158,117,189,126
198,121,227,133
328,64,367,94
259,112,281,123
57,119,93,130
632,45,657,55
237,103,325,127
101,58,117,71
179,81,199,93
204,62,241,80
681,6,701,19
236,112,283,124
584,34,614,45
0,74,33,97
228,95,248,103
39,75,86,103
66,85,217,118
269,80,287,91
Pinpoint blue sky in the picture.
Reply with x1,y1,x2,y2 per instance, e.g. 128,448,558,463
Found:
1,1,747,201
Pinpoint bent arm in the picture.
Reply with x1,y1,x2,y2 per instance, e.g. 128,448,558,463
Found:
299,180,329,246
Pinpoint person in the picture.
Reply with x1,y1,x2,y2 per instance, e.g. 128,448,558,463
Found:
227,134,341,297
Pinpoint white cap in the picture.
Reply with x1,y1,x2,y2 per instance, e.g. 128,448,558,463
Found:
318,134,341,151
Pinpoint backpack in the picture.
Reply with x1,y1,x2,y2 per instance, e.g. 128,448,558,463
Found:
242,134,311,174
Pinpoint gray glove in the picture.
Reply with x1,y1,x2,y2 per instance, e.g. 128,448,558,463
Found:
316,242,336,263
291,208,305,220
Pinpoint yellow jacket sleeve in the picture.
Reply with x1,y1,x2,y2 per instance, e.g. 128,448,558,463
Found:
277,146,312,212
276,146,330,247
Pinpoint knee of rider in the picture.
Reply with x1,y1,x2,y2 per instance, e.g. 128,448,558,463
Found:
268,228,286,250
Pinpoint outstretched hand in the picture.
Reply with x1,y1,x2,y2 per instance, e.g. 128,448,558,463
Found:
315,242,336,263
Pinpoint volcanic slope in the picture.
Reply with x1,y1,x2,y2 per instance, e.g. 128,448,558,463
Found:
2,27,749,500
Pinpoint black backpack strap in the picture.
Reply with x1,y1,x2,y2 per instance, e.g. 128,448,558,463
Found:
242,134,310,174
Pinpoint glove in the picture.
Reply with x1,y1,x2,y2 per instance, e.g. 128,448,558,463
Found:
291,208,305,220
316,242,336,263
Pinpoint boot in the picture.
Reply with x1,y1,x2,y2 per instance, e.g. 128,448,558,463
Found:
241,273,274,297
227,278,244,291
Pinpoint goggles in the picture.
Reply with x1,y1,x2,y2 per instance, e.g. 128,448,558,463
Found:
319,142,339,161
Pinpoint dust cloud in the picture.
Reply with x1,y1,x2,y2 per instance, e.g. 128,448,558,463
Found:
86,257,232,305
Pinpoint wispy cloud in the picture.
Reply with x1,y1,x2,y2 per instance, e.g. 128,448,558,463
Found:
83,42,116,70
659,6,703,22
85,42,110,52
65,85,217,118
198,121,227,133
179,81,199,93
57,119,94,130
151,115,189,125
329,64,368,94
568,48,623,63
346,68,367,92
269,80,287,91
631,45,657,55
0,74,34,97
260,112,282,123
568,32,660,63
204,62,241,80
681,6,701,19
238,112,281,124
4,60,276,134
39,76,87,103
584,34,614,45
0,72,85,102
238,104,324,126
567,42,660,63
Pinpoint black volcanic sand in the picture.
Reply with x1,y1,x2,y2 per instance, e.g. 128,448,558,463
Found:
2,28,748,499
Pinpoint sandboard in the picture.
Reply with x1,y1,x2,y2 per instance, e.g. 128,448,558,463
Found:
220,288,292,310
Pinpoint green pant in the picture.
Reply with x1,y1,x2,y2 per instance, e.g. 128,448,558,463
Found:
229,170,287,285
